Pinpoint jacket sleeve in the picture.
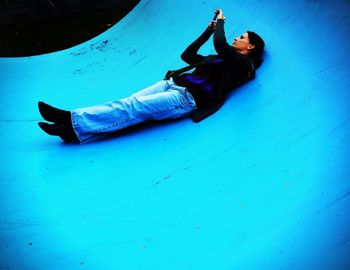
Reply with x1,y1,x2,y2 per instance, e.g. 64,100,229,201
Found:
213,19,242,63
181,27,214,65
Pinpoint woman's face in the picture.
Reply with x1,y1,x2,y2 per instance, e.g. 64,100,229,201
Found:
232,32,254,53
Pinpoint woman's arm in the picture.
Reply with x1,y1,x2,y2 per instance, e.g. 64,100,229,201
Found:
180,27,214,65
213,19,242,63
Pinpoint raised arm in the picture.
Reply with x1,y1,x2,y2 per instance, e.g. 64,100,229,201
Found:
180,26,214,65
213,13,243,63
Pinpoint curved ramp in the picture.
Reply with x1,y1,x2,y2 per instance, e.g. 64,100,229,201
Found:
1,1,349,269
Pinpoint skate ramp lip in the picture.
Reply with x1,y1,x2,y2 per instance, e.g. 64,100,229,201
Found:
0,0,350,269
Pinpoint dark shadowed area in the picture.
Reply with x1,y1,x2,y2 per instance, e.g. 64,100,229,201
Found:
0,0,140,56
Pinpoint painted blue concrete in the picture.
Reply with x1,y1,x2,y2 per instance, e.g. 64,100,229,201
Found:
1,0,349,269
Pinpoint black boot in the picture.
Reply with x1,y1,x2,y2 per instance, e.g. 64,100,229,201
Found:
38,101,71,124
38,122,79,143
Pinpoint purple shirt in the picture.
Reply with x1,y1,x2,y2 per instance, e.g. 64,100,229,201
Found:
173,56,224,109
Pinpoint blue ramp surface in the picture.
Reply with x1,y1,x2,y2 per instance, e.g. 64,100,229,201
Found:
1,1,349,269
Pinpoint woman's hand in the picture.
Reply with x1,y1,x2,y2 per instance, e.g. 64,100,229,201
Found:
208,9,225,30
215,9,225,20
208,20,216,30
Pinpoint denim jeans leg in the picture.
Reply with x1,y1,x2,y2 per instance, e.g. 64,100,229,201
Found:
131,79,169,97
71,80,196,143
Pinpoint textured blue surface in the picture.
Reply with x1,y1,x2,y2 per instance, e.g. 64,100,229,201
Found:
1,1,350,269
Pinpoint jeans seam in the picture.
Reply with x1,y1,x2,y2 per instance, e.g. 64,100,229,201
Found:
86,117,137,134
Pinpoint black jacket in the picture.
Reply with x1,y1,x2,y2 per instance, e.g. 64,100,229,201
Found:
175,19,254,122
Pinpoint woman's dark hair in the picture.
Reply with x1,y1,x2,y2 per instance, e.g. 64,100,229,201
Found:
247,31,265,69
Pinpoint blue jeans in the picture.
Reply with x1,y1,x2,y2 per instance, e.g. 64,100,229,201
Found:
71,78,197,143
